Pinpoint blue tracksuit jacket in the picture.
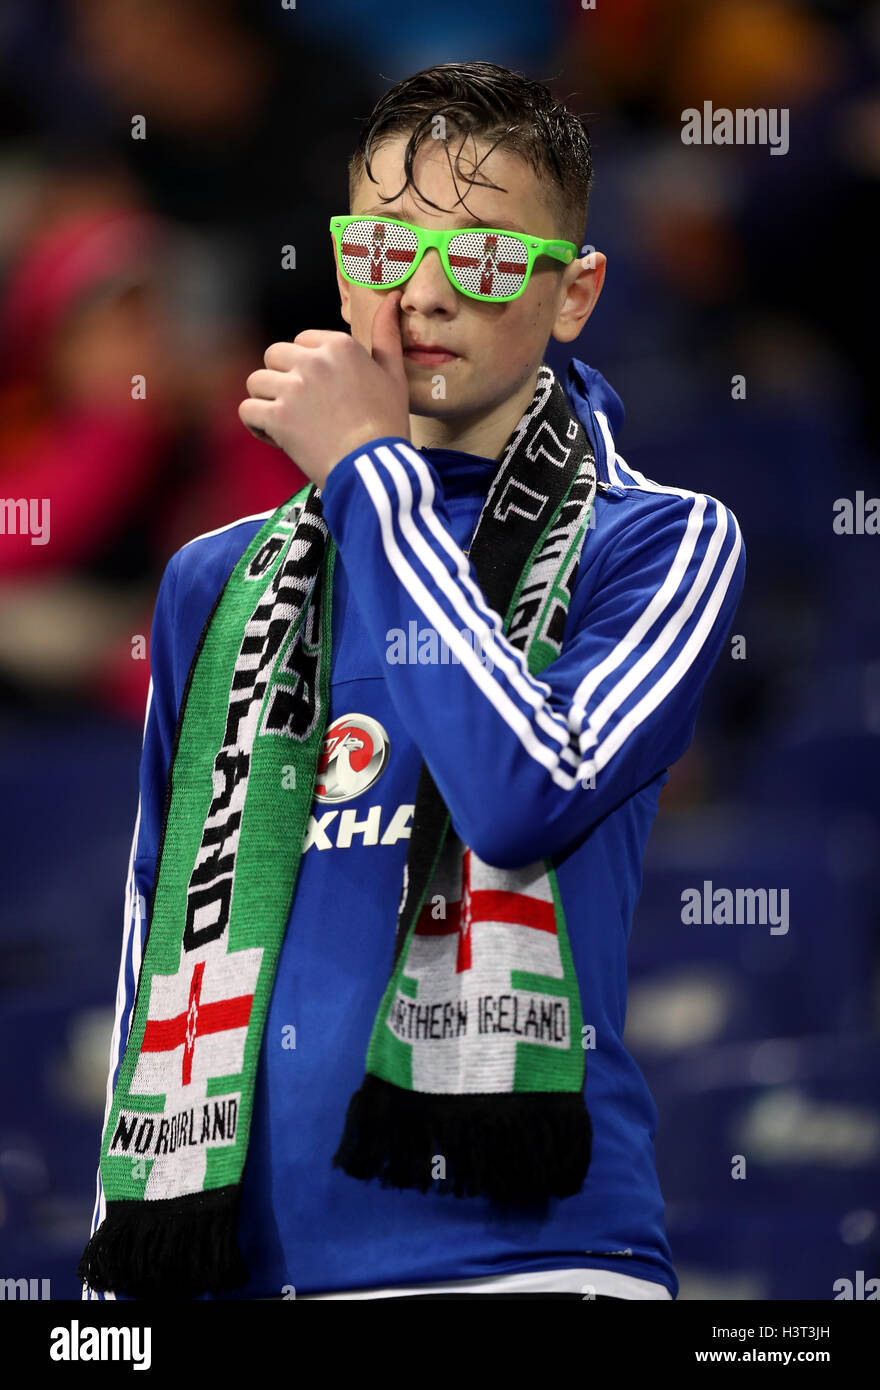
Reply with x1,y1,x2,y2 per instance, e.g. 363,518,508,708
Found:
85,360,745,1300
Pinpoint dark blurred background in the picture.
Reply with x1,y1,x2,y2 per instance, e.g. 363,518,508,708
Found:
0,0,877,1300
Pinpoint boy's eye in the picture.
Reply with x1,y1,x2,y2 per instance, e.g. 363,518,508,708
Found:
338,219,418,284
445,231,530,298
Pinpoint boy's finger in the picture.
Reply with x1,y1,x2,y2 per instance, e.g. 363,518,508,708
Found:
370,290,405,379
239,397,281,446
245,368,286,400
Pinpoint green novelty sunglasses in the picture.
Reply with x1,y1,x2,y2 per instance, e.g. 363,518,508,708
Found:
329,214,578,303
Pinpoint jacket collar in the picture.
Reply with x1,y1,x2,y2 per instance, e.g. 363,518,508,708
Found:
563,357,625,485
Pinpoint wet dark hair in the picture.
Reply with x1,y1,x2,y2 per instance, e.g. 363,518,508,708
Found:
348,61,593,247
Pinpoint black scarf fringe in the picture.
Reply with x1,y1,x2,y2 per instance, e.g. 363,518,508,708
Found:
333,1074,593,1208
76,1185,248,1299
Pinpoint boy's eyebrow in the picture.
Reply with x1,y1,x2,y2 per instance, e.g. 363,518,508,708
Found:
355,207,528,234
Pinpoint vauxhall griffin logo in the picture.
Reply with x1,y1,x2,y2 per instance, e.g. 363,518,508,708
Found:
315,714,389,803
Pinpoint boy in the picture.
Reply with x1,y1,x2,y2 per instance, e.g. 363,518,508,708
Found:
81,61,744,1301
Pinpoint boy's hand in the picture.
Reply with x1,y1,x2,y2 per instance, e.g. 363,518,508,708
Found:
238,290,410,487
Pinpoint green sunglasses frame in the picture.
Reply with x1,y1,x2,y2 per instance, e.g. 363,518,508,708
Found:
329,214,579,303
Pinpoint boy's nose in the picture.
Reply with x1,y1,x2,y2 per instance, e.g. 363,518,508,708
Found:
399,247,456,311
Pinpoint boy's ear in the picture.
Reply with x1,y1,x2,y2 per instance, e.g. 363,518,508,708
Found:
331,233,352,326
550,251,607,345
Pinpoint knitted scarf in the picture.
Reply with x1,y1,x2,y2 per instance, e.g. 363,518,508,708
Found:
78,362,598,1299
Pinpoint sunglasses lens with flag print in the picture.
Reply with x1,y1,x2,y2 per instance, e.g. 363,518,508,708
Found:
330,216,578,303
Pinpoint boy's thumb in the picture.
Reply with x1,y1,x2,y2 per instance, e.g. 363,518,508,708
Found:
370,290,405,382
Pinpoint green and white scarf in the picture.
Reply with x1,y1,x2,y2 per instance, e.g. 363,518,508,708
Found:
78,363,598,1299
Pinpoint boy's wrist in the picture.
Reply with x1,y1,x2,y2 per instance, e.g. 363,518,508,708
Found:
319,433,415,504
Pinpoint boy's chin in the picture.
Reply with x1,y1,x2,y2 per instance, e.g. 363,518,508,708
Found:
406,380,485,420
408,400,475,425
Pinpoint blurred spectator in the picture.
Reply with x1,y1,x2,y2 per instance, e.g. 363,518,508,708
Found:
0,184,306,721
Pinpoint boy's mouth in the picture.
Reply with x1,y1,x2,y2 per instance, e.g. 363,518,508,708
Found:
402,345,460,366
